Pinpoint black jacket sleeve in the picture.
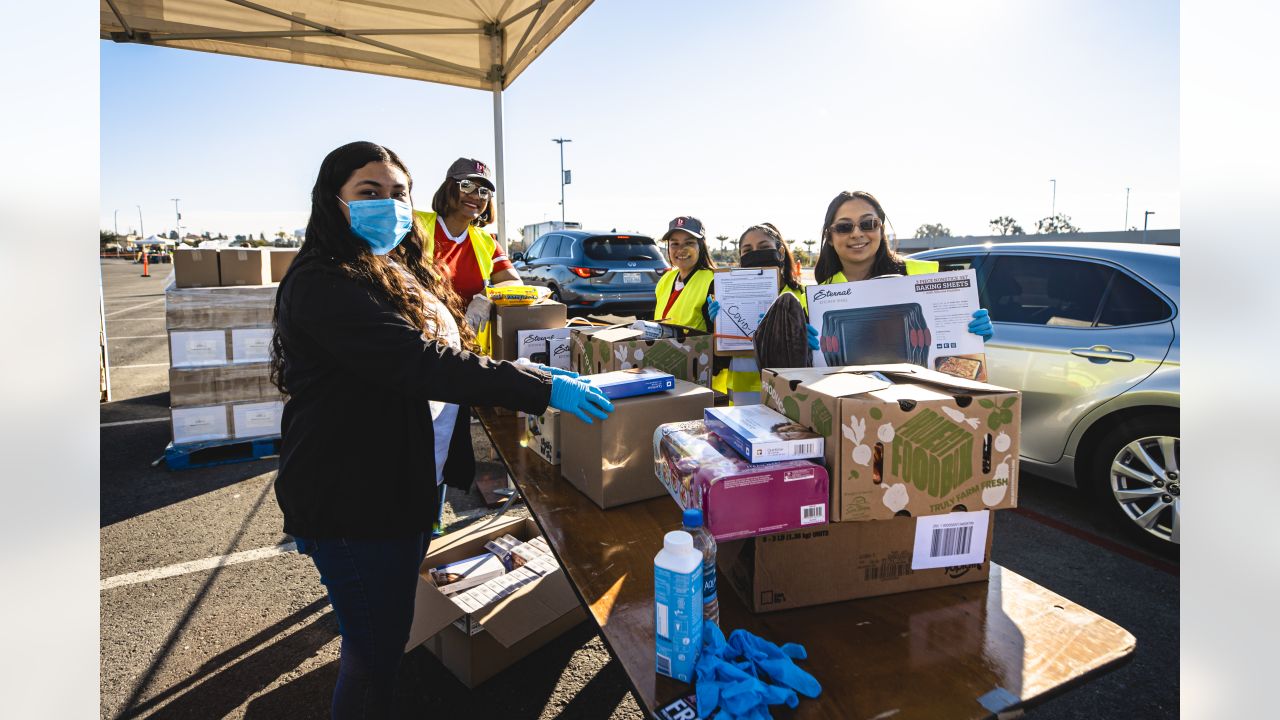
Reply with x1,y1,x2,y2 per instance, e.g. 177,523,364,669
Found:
282,261,551,414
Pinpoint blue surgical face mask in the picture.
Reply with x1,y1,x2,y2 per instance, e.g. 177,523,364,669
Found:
338,197,413,255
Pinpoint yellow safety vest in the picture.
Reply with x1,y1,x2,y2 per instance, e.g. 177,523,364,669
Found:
654,268,715,332
820,258,939,284
414,210,497,281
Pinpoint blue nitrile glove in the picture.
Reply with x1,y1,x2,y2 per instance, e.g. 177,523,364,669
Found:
707,296,720,321
728,629,822,699
806,323,820,351
968,308,994,342
514,357,579,378
696,623,805,719
549,375,614,424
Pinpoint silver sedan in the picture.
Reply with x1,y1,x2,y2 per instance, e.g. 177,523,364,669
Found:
912,242,1179,546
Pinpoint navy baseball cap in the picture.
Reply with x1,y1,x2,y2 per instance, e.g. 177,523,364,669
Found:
446,157,495,191
664,215,705,240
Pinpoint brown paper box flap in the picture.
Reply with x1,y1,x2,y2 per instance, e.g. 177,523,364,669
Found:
473,568,581,648
407,575,467,647
834,364,1013,394
591,327,645,343
805,372,894,397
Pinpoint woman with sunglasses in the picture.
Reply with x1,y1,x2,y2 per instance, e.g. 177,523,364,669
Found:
654,215,718,331
814,190,993,338
271,142,612,719
413,157,522,305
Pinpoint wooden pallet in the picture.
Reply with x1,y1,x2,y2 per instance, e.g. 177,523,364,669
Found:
163,435,281,471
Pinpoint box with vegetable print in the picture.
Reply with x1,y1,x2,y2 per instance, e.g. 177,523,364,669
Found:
761,364,1020,522
568,325,714,388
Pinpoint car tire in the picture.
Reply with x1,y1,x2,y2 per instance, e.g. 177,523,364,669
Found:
548,285,563,303
1087,414,1180,548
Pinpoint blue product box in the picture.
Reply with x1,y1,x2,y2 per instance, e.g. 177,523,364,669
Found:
704,404,825,464
583,368,676,400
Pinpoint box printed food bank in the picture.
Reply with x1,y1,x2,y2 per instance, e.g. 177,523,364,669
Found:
761,364,1020,522
569,325,714,387
405,516,585,688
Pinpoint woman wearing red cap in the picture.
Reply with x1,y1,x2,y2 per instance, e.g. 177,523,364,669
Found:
414,157,522,305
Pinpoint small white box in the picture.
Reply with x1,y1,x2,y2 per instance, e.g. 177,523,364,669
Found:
231,328,273,364
171,405,230,444
170,330,228,368
232,400,283,438
516,328,571,369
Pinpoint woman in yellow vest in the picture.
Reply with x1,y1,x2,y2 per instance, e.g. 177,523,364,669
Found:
654,215,717,331
813,190,993,339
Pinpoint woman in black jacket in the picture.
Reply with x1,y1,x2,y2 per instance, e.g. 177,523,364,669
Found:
270,141,611,719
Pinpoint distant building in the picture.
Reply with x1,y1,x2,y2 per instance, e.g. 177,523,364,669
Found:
897,228,1179,253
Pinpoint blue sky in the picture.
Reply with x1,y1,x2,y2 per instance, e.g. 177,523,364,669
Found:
100,0,1178,244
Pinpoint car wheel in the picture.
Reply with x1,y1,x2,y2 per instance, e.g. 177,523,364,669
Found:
1089,415,1180,547
548,285,563,303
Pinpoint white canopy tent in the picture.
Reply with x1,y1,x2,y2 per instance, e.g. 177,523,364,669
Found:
137,234,175,246
101,0,596,246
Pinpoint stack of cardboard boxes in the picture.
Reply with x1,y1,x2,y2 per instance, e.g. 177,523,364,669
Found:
166,247,296,446
718,363,1022,612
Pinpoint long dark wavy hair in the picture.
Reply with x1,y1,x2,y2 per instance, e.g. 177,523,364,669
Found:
814,190,908,284
739,222,802,292
270,141,475,394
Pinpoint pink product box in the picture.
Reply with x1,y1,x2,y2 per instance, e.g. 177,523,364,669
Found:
653,420,830,542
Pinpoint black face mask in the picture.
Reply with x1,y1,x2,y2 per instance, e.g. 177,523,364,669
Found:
740,248,784,269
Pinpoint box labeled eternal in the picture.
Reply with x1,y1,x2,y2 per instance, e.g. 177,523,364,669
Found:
561,380,713,509
718,512,995,613
522,409,560,465
405,516,585,688
761,364,1020,522
516,327,572,370
703,404,825,463
806,270,987,381
569,325,714,387
491,300,568,361
654,420,829,542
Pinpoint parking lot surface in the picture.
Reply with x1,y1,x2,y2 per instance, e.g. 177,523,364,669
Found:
100,259,1177,719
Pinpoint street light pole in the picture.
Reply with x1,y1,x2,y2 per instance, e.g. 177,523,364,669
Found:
1124,188,1131,230
1050,178,1057,219
171,198,182,244
1143,210,1155,244
552,137,571,225
114,209,119,236
136,205,144,239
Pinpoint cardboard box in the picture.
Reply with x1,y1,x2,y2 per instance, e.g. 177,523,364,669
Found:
561,380,713,509
269,248,298,282
165,283,276,329
719,512,995,613
703,404,825,463
173,248,221,288
171,404,231,445
405,516,586,688
654,420,829,542
231,400,284,438
569,325,715,387
168,364,283,408
169,330,229,368
522,409,560,465
761,364,1021,522
516,327,572,369
491,300,568,361
218,248,273,286
231,327,273,364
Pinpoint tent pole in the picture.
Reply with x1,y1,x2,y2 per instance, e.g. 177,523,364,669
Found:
492,83,507,252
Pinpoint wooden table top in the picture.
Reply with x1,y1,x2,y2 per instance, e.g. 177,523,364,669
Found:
476,407,1136,719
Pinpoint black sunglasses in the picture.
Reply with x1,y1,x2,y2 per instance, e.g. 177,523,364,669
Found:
829,217,882,236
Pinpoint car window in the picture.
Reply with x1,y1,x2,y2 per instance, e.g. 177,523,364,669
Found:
583,235,663,262
1096,271,1173,326
933,256,974,272
525,236,549,261
985,256,1113,327
548,236,572,258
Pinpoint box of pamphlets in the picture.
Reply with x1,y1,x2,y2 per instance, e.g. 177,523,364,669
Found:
406,516,585,688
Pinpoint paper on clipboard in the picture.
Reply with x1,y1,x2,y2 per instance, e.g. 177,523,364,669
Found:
713,267,780,354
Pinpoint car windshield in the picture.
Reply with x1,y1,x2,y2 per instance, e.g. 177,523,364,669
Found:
582,236,663,262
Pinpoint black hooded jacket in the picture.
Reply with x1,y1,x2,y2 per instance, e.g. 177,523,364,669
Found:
273,255,551,538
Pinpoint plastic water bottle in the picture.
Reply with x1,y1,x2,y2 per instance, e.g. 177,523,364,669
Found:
682,508,719,627
654,530,703,682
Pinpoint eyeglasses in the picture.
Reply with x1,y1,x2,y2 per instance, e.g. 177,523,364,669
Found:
829,217,882,236
457,179,493,200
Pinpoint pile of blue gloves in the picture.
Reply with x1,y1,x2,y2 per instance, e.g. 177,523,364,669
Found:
694,623,821,719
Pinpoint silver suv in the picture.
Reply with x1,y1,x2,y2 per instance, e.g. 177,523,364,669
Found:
912,242,1180,546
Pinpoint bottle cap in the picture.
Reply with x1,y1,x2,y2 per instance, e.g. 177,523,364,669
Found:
682,508,703,528
664,530,694,552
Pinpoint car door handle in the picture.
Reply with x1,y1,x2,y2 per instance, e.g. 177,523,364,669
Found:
1070,346,1135,363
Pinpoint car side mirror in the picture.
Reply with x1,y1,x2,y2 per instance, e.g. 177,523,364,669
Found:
511,251,524,262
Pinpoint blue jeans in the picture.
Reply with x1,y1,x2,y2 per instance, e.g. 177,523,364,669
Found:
295,534,430,720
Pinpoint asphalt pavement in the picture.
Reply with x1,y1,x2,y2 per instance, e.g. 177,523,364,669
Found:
99,258,1177,719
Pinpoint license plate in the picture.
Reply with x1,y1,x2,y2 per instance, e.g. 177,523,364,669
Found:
622,272,642,284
